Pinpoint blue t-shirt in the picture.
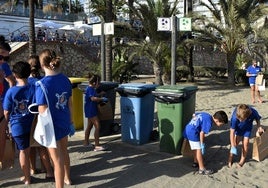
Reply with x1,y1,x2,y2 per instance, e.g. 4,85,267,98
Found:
35,73,72,140
246,65,262,85
183,112,212,141
3,84,35,137
84,85,98,118
28,76,40,86
230,107,261,135
0,62,13,100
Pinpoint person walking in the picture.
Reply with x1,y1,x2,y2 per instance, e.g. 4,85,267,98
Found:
246,59,263,104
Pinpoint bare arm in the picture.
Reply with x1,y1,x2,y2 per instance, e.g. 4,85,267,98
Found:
90,96,103,103
38,105,48,114
5,74,16,87
255,119,264,133
200,131,205,144
230,128,236,147
3,110,9,122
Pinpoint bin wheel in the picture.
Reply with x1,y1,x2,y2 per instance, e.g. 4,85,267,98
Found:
112,123,120,134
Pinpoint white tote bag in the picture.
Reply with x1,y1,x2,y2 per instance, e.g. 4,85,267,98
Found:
33,81,57,148
258,79,266,91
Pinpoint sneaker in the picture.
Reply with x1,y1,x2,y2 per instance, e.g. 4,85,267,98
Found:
94,146,107,151
198,169,213,175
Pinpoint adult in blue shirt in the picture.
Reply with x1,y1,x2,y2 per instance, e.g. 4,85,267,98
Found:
246,59,262,104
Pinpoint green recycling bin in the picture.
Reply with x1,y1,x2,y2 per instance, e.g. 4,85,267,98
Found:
153,85,198,155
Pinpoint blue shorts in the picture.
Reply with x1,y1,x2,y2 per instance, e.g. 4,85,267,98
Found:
13,133,30,150
235,129,251,138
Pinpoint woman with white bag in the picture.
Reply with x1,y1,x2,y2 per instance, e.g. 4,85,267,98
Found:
37,49,73,188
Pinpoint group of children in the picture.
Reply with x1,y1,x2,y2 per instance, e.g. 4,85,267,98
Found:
0,31,265,185
0,33,107,186
183,104,263,175
0,35,75,187
183,59,265,175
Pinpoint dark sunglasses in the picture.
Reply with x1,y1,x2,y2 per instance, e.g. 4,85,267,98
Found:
0,55,10,61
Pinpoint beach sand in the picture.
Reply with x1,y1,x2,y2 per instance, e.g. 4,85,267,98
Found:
1,77,268,188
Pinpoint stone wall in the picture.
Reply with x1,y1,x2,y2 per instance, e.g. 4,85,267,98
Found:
134,49,227,74
192,48,226,67
9,41,227,79
10,41,100,78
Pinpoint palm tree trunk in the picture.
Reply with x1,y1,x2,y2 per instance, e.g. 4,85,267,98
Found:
154,62,163,85
29,0,36,56
105,0,113,81
227,52,236,85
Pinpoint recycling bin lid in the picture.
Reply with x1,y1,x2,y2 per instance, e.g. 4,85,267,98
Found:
69,77,87,83
153,85,197,104
97,81,119,92
155,85,198,93
118,83,157,90
69,77,87,88
117,83,157,97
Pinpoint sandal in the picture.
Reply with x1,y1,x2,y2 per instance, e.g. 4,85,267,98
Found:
94,146,107,151
236,163,244,168
198,169,213,175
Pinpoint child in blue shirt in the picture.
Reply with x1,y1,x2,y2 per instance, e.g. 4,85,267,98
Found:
183,111,228,175
3,61,35,184
37,49,73,187
228,104,263,168
84,73,108,151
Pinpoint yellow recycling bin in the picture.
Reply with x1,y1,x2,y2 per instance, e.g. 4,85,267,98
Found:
69,77,87,130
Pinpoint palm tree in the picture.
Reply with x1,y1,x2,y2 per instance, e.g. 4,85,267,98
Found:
90,0,126,81
193,0,268,85
130,0,179,85
105,0,113,81
29,0,36,56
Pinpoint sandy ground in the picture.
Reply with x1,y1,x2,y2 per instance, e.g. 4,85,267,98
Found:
1,77,268,188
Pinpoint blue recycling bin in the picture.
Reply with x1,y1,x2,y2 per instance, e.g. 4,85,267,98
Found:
116,83,157,145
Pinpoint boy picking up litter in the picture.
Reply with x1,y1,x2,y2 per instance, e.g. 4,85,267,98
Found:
228,104,263,168
183,111,228,175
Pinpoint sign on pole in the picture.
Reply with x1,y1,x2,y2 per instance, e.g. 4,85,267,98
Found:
104,22,114,35
157,17,171,31
92,23,102,36
178,17,192,31
93,22,114,36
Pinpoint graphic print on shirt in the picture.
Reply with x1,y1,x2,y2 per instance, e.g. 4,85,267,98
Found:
55,92,68,109
14,99,29,115
190,113,202,126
